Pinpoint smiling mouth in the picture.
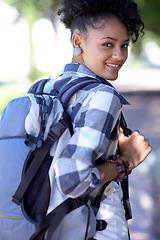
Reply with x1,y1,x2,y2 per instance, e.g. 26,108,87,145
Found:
106,63,121,68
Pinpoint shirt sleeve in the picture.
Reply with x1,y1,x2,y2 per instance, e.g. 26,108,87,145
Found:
54,85,122,198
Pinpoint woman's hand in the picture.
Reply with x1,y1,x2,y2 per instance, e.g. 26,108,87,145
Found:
97,127,152,184
118,127,152,169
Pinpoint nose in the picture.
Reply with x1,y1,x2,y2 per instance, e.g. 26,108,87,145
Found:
112,48,125,61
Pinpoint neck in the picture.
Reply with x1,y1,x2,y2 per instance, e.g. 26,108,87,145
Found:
71,55,85,66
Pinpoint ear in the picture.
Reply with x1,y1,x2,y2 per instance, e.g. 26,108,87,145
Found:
72,33,82,48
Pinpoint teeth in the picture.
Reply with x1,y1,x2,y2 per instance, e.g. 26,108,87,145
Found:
107,63,119,68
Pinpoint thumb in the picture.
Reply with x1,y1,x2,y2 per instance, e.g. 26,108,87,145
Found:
118,126,126,143
119,126,124,137
118,126,128,155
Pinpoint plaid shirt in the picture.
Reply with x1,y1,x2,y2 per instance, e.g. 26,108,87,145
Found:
45,63,129,199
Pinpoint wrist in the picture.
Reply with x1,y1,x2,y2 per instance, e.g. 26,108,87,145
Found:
106,154,132,182
119,154,134,169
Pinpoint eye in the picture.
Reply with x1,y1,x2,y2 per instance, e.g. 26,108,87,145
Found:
102,42,113,47
122,43,130,48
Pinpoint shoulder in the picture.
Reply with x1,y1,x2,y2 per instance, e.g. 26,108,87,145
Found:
85,84,122,112
80,82,123,107
68,81,123,116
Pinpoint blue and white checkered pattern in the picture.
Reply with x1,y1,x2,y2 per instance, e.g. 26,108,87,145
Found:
45,63,129,198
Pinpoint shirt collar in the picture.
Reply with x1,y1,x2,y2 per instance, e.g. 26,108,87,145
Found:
58,63,130,106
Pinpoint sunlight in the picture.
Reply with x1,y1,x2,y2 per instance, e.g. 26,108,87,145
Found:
0,21,30,81
0,2,18,24
32,19,57,72
0,3,30,81
32,18,72,73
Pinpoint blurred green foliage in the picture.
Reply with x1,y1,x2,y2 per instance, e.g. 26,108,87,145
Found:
132,0,160,54
136,0,160,36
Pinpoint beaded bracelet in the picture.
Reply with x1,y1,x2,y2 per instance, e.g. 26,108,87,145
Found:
106,155,132,182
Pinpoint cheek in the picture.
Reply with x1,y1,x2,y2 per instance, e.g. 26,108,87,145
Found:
121,51,128,65
125,50,129,61
83,49,101,64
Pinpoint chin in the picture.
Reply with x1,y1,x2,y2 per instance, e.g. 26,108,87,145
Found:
107,78,118,81
104,75,118,81
101,72,119,81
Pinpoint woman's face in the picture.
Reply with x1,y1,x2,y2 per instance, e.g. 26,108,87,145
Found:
73,16,129,81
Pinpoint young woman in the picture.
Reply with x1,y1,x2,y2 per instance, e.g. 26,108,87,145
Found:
43,0,152,239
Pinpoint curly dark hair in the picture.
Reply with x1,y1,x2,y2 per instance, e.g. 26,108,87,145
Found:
58,0,144,43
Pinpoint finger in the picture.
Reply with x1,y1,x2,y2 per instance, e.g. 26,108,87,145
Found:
140,134,145,140
145,145,152,156
145,140,152,149
133,129,140,134
118,126,127,140
119,126,124,134
139,134,149,143
118,126,124,138
131,130,140,138
149,145,152,152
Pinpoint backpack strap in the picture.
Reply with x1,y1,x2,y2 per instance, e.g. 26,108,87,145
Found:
58,76,103,108
121,177,132,220
12,113,70,205
58,76,103,134
91,112,132,222
28,79,48,94
120,112,132,137
120,112,132,221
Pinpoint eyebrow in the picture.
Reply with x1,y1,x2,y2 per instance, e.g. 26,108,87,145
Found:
102,37,130,42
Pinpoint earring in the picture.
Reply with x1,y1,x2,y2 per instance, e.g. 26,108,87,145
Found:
73,46,82,56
